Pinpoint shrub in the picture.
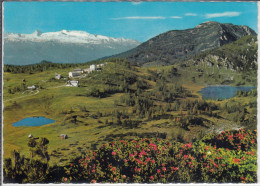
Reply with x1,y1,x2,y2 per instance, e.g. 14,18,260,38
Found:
64,129,257,183
4,130,257,183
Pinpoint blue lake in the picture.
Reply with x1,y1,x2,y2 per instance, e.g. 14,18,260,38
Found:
12,116,55,127
199,85,256,100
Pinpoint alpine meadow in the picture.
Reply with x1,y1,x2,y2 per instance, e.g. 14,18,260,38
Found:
2,2,258,184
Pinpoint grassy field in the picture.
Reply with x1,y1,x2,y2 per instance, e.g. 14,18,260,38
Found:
3,60,257,167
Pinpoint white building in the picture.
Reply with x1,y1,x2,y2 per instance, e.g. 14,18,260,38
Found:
66,80,79,87
97,63,106,68
60,134,68,140
74,68,84,73
69,71,80,78
90,64,96,71
55,73,62,80
84,68,92,73
27,85,38,90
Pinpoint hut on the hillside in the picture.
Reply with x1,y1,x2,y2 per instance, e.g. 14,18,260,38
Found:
60,134,68,140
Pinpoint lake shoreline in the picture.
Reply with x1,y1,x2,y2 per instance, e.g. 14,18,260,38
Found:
12,116,55,127
199,85,256,100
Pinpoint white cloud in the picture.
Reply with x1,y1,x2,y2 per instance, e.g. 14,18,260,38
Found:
170,16,182,19
205,11,241,18
132,2,142,5
111,16,166,20
185,13,197,16
110,16,186,20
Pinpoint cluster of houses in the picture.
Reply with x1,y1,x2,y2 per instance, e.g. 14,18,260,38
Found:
68,63,106,78
27,63,107,90
66,63,107,87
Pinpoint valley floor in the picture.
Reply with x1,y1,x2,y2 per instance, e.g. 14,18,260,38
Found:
3,60,257,183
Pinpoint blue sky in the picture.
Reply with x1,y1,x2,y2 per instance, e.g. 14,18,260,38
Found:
4,2,258,42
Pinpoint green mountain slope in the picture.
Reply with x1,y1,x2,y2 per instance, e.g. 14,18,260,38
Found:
178,35,257,86
109,21,256,67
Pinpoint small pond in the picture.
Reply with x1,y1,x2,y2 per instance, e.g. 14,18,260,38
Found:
12,116,55,127
199,85,256,100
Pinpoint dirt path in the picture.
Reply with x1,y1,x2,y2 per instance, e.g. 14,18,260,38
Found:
4,90,40,102
4,84,67,103
215,125,244,134
207,123,244,134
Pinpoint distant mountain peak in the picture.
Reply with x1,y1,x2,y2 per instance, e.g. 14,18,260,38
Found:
202,21,219,24
32,30,42,36
110,21,256,66
195,21,219,28
4,30,141,65
61,29,68,33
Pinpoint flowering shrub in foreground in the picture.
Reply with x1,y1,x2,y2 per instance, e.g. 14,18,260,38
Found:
63,129,257,183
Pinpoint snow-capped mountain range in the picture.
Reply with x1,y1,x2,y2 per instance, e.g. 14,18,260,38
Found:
5,30,140,45
4,30,141,65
